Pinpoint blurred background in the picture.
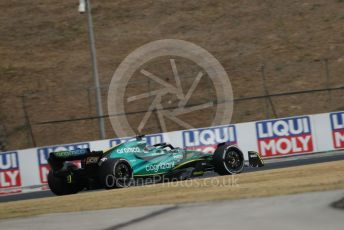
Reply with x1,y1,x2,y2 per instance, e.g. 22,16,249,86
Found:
0,0,343,151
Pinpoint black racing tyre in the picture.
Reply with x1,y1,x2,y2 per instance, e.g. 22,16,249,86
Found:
98,158,133,189
48,163,84,196
213,145,245,175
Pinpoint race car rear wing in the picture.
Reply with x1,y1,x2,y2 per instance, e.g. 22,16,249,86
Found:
48,149,103,171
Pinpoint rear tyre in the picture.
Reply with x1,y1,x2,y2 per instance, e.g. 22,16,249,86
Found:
213,145,245,175
48,163,84,196
98,158,133,189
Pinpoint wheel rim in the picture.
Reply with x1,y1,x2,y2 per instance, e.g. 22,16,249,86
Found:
114,163,132,187
224,150,243,171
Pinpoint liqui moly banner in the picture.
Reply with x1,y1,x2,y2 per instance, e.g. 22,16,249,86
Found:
256,116,314,157
0,152,21,189
37,143,89,183
330,112,344,149
109,134,164,147
0,111,343,194
182,125,237,153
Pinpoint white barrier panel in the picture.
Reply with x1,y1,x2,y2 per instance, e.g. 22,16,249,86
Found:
0,111,343,194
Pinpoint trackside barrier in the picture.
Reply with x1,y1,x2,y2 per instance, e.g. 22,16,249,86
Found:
0,111,343,194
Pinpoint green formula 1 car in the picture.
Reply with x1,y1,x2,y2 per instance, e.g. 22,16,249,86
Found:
47,135,264,195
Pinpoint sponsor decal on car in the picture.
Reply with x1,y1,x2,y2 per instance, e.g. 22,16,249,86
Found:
256,116,314,157
116,147,141,154
109,134,164,147
330,112,344,149
145,162,175,172
86,157,99,164
0,151,21,189
182,125,237,153
37,143,89,183
173,154,183,160
53,149,89,158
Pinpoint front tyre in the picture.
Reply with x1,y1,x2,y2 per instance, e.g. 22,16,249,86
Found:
213,145,245,175
98,158,133,189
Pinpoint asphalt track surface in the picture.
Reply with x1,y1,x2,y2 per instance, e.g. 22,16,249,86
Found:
1,153,343,203
2,189,343,230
